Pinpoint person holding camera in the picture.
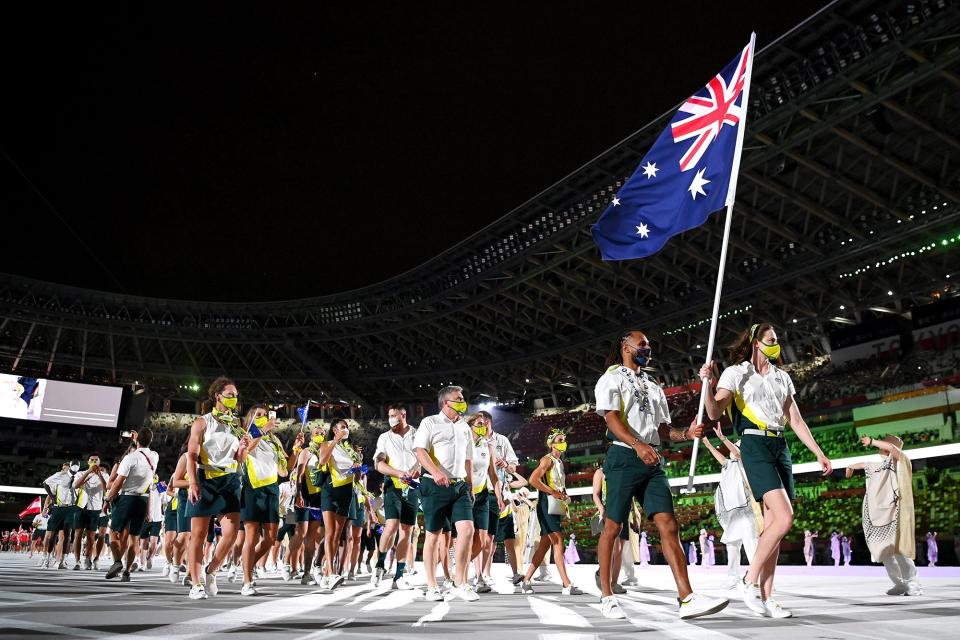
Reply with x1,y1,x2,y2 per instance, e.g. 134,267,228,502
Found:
102,428,159,582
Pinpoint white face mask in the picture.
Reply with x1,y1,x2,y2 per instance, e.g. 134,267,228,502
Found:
388,417,401,428
69,464,80,473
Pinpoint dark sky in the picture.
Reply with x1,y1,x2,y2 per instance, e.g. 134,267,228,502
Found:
1,3,826,302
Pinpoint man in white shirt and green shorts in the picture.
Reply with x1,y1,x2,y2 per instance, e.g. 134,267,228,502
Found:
595,329,728,621
414,385,477,603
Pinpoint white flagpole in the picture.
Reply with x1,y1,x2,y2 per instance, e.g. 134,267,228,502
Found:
685,32,756,493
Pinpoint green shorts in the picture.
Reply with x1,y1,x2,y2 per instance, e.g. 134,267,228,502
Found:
241,482,280,524
472,489,490,531
110,495,148,535
486,492,499,536
164,505,178,532
321,482,353,517
496,512,515,542
419,476,474,533
383,482,420,526
278,522,296,541
536,494,563,535
32,529,44,541
98,514,109,529
296,490,324,522
740,434,794,501
620,521,630,541
176,489,190,533
186,473,242,518
140,521,162,538
602,444,674,525
47,506,76,534
348,491,367,528
74,508,100,532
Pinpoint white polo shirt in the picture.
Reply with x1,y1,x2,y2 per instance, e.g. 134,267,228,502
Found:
76,472,107,511
594,364,671,447
116,447,160,494
43,470,76,506
471,438,493,492
146,485,162,521
414,412,472,480
717,362,795,431
490,431,519,466
374,426,418,474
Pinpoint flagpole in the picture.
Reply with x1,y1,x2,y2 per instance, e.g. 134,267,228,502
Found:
685,32,756,493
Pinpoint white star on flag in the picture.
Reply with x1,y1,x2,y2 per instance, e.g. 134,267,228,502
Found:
688,167,710,200
612,196,621,206
636,223,650,238
642,162,658,179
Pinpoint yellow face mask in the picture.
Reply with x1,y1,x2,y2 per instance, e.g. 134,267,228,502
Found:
449,400,468,415
758,342,781,361
310,434,325,446
254,415,269,428
220,395,238,410
473,424,488,437
553,441,568,452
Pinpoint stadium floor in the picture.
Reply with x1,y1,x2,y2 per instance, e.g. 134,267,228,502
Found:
2,554,958,639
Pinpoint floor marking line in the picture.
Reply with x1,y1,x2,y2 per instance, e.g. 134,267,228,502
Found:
412,601,450,627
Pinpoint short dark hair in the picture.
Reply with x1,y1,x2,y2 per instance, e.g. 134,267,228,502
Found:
387,403,406,413
137,427,153,447
207,376,236,401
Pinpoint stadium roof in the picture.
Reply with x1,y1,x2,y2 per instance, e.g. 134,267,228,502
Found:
1,0,958,410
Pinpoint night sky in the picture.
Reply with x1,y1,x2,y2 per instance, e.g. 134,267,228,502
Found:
1,3,825,302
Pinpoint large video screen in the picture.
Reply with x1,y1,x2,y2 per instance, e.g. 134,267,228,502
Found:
0,374,123,428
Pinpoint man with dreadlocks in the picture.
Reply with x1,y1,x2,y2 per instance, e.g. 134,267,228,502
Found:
594,329,728,620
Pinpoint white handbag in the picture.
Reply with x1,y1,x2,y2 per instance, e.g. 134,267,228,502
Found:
547,495,568,517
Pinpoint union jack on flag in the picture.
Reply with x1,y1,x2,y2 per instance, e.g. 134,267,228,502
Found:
592,40,754,261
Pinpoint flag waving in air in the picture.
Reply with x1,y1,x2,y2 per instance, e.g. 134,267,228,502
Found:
19,496,41,519
592,41,752,261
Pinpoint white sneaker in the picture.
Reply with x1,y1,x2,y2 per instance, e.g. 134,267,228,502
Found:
371,567,386,587
678,593,729,620
482,574,495,586
442,579,455,592
763,598,792,618
255,567,266,580
227,565,238,583
169,567,180,584
520,580,534,594
240,583,257,596
188,584,208,600
206,572,219,596
266,563,276,573
424,586,444,601
313,567,325,586
450,584,479,602
622,577,639,586
534,571,551,582
724,575,740,589
738,578,766,616
561,584,583,596
886,582,907,595
394,576,414,590
475,577,492,594
161,565,170,577
601,595,627,619
906,581,923,596
330,573,345,589
281,564,292,582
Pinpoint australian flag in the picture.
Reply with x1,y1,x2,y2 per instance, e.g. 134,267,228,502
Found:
592,41,753,261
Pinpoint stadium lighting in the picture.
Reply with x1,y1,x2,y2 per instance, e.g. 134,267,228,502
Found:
839,305,845,310
887,290,894,296
479,401,496,412
525,378,530,383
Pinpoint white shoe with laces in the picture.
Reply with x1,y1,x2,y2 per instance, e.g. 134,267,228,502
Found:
161,565,170,577
678,593,729,620
886,582,908,595
763,598,792,618
738,578,766,616
450,584,480,602
600,595,627,619
206,571,219,596
188,584,208,600
169,567,180,584
227,565,238,583
424,586,444,601
240,583,257,596
281,564,292,581
561,584,583,596
394,576,414,590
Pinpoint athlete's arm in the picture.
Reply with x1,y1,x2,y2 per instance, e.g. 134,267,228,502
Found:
528,456,559,499
785,395,832,475
591,469,604,514
601,410,658,465
186,417,205,503
698,361,733,421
